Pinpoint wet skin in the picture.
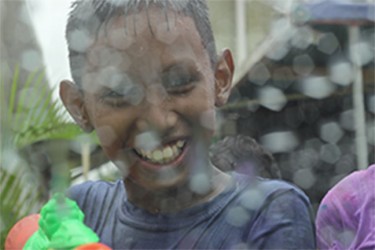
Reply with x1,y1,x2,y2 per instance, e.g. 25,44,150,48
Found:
60,7,234,213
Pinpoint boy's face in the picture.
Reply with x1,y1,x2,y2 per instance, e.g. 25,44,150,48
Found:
61,7,233,191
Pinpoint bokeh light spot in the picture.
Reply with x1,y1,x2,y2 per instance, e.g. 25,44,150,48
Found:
226,206,250,227
67,29,94,53
248,63,270,86
293,54,315,76
339,110,355,131
189,173,210,195
293,168,316,189
299,76,335,99
21,50,43,71
135,131,160,151
260,131,299,153
319,121,343,144
320,144,341,164
317,33,339,55
258,87,287,111
291,27,314,50
329,61,353,86
240,188,263,210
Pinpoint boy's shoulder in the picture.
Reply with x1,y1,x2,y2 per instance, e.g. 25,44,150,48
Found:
234,172,309,200
234,174,311,210
67,179,125,208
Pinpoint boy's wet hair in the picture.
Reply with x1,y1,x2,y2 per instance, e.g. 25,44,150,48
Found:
66,0,217,86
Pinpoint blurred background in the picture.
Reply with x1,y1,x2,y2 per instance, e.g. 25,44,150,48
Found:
1,0,374,246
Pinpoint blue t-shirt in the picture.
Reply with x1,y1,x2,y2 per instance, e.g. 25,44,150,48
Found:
68,173,315,249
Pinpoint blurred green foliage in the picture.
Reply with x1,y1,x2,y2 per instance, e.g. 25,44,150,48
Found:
0,67,88,247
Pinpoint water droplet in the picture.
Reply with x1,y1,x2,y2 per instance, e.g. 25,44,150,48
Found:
155,18,179,45
240,188,263,210
320,144,341,164
248,63,270,86
135,131,160,151
146,84,167,105
293,54,315,76
293,168,316,189
291,27,314,50
189,173,210,195
260,131,299,153
226,206,250,227
320,121,343,144
272,67,294,89
200,109,215,130
87,46,123,68
69,135,96,155
317,33,339,55
21,50,43,71
266,42,290,61
299,76,335,99
258,87,287,111
67,29,94,53
329,61,353,86
114,160,129,177
334,155,355,175
350,41,374,66
339,110,355,131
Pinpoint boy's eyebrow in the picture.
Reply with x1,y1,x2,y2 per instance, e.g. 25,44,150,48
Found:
161,59,198,75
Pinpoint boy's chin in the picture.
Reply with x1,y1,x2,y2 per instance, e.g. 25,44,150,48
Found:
126,165,191,191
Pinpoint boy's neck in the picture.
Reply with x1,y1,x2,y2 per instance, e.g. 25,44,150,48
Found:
124,168,232,214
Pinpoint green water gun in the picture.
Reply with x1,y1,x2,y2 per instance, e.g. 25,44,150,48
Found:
6,193,111,250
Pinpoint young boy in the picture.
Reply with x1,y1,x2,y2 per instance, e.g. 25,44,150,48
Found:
60,0,316,249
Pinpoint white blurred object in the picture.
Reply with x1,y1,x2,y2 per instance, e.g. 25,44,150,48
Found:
293,54,315,76
260,131,299,153
339,109,355,131
291,26,314,50
293,168,316,189
320,121,344,144
317,32,339,55
349,41,374,66
299,76,335,99
320,143,341,164
258,86,287,111
329,61,353,86
248,63,270,85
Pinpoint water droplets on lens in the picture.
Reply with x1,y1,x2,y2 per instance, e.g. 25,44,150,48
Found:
135,131,160,151
248,63,270,86
260,131,299,153
189,173,211,195
299,76,335,99
226,206,250,227
258,87,287,111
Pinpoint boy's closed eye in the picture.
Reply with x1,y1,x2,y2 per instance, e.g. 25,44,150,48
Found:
101,83,144,107
161,63,200,95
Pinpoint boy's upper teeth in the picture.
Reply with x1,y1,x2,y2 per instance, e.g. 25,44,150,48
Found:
135,140,186,164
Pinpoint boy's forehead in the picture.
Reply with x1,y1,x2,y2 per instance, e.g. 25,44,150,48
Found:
84,7,209,74
95,7,200,51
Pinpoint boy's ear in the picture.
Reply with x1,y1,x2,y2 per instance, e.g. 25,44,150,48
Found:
214,48,234,107
59,80,93,133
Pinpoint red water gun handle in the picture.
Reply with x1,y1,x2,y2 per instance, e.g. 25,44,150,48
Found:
5,214,40,250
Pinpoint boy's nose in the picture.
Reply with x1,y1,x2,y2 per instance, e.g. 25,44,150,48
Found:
136,94,177,134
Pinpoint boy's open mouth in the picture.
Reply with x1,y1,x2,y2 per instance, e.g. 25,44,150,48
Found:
133,139,187,165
